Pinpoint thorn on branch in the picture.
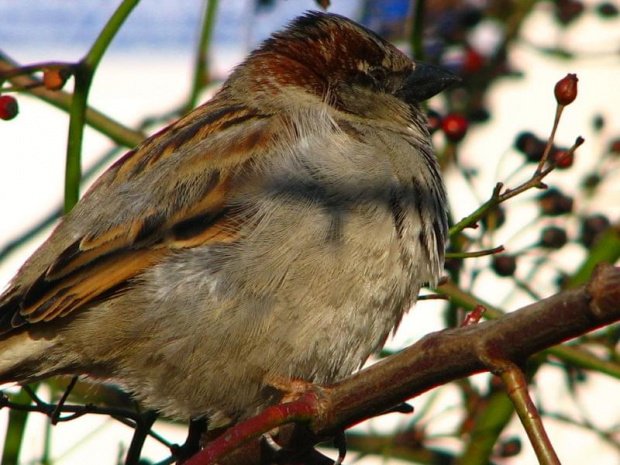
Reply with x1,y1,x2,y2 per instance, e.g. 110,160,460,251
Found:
462,305,486,326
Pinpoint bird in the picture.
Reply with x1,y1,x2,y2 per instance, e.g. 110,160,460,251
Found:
0,11,457,425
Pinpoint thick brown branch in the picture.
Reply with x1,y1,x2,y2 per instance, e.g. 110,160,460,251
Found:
318,263,619,433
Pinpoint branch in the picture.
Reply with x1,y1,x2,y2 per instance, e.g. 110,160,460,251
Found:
187,263,620,464
0,52,145,149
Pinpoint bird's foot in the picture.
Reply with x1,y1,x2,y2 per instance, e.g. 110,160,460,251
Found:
171,418,207,464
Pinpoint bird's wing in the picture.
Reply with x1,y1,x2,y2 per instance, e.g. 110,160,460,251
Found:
0,100,277,330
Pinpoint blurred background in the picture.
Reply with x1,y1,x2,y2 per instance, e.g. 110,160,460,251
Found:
0,0,619,464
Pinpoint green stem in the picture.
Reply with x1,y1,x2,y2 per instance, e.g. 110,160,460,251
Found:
1,386,37,465
186,0,219,112
64,0,141,212
445,245,504,259
410,0,426,60
82,0,142,71
64,66,90,212
450,137,584,238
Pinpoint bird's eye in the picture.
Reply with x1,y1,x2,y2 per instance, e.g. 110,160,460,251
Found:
368,67,387,83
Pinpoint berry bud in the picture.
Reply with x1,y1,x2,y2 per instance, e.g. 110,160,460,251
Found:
463,47,484,74
541,226,568,249
555,0,585,25
551,147,573,169
444,257,463,275
515,131,546,162
43,68,69,91
481,205,506,231
597,2,619,18
441,113,468,143
538,188,574,216
468,105,490,123
497,437,522,458
554,73,578,106
492,255,517,277
0,95,19,120
579,214,610,248
592,114,605,132
582,173,601,191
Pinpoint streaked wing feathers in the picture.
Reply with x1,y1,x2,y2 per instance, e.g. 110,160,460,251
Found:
0,101,273,331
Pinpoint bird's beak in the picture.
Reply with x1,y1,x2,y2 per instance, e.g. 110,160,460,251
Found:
398,62,461,103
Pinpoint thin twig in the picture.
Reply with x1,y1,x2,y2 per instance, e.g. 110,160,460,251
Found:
51,376,78,424
450,136,584,237
445,245,504,259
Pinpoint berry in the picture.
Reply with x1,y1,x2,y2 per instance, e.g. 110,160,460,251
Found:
460,7,483,29
538,188,574,216
441,113,468,143
468,106,490,123
492,255,517,277
0,95,18,120
592,114,605,132
463,47,484,74
609,138,620,155
444,257,463,275
43,68,69,91
597,2,619,18
497,437,522,458
481,205,506,231
551,147,574,169
555,0,585,25
515,131,546,162
579,214,610,247
582,173,601,191
554,73,578,106
541,226,568,249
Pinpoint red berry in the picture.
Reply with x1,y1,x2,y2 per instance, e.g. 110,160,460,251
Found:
441,113,468,143
463,47,484,74
0,95,19,120
609,138,620,155
554,73,578,106
551,148,574,168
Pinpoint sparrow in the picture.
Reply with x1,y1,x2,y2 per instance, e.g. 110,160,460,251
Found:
0,12,457,423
